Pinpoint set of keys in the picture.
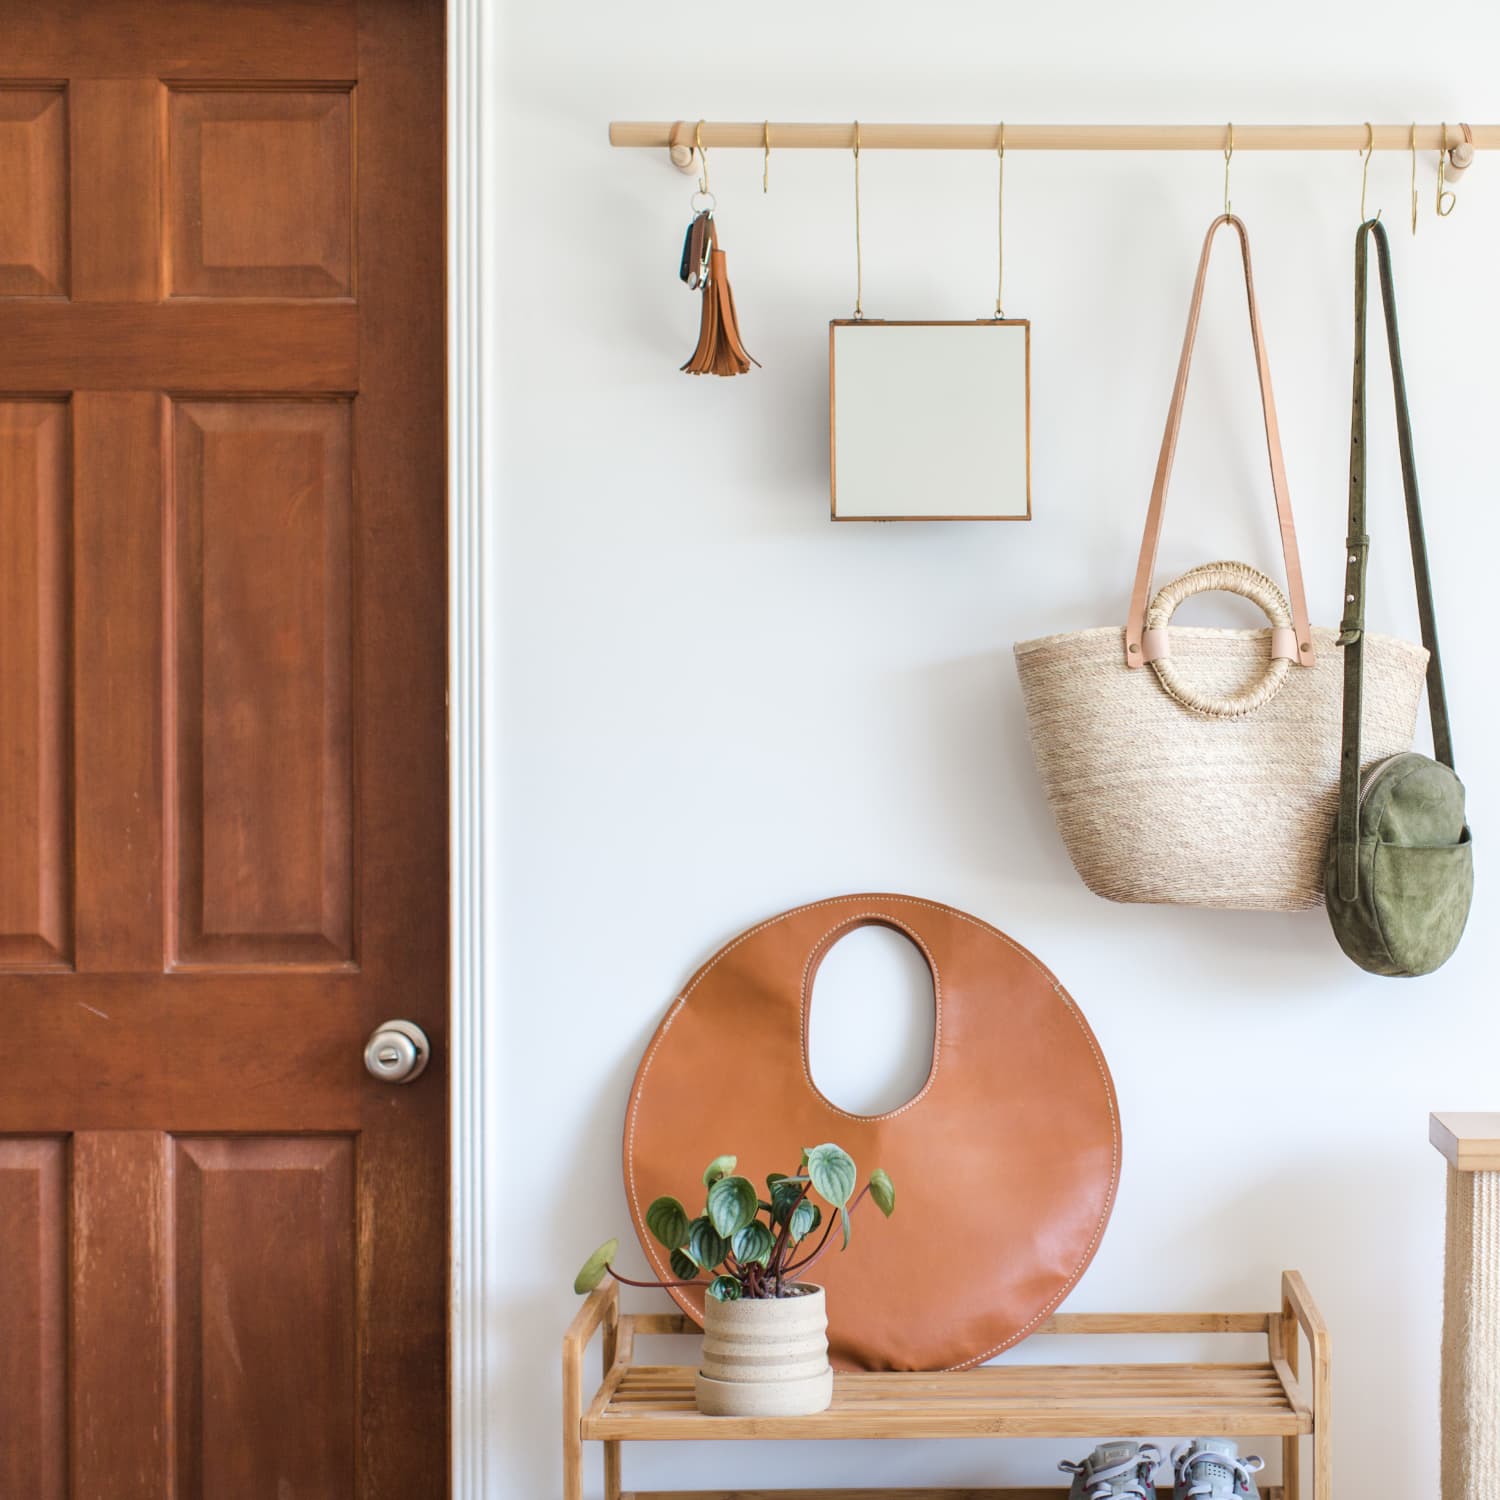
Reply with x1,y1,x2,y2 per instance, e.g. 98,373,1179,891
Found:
678,207,715,290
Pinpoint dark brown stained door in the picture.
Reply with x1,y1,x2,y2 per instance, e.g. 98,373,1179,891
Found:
0,4,448,1497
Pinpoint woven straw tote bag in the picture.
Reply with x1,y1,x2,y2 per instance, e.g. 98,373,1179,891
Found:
1014,215,1429,911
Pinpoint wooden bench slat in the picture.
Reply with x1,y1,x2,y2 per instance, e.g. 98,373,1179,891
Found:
584,1360,1311,1441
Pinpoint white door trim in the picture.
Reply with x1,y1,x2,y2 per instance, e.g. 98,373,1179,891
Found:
449,0,494,1492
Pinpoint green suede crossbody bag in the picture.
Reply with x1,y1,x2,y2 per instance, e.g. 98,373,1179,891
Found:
1325,218,1473,977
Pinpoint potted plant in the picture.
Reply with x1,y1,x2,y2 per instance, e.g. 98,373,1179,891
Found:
575,1142,894,1416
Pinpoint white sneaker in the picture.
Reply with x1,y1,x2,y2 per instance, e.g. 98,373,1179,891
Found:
1059,1440,1164,1499
1171,1438,1263,1499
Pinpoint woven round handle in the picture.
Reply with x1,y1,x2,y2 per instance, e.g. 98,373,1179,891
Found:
1144,561,1295,718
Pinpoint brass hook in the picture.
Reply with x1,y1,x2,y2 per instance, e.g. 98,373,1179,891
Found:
1360,122,1380,223
1437,122,1457,216
1410,123,1419,235
762,121,770,194
1223,122,1234,217
695,119,710,197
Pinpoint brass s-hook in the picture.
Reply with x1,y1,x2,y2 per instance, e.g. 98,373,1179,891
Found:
1360,122,1380,223
1437,123,1457,215
694,119,710,196
1223,122,1234,216
762,121,771,193
1409,123,1419,235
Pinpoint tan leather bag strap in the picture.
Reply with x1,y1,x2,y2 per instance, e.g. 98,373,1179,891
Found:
1123,214,1316,669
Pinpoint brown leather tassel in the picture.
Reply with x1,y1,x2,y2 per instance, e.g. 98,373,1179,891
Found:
682,245,759,377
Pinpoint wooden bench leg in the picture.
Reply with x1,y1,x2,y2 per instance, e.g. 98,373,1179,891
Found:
563,1332,583,1500
563,1283,619,1500
1315,1420,1332,1499
603,1305,630,1500
1283,1272,1331,1500
1270,1310,1300,1500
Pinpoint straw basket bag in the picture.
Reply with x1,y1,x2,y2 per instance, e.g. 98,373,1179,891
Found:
1014,215,1428,912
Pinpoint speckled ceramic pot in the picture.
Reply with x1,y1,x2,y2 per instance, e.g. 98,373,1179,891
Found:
694,1283,834,1417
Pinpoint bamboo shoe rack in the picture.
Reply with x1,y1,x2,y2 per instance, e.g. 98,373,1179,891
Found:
563,1273,1330,1499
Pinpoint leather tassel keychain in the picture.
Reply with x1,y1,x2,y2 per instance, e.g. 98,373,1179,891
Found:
682,229,757,376
678,123,757,377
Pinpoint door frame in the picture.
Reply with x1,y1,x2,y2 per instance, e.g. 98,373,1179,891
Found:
448,0,495,1492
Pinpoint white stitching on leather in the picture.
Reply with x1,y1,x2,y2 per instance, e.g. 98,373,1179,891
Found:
623,893,1121,1368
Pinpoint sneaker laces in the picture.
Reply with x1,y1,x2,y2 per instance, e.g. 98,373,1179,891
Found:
1059,1444,1163,1499
1170,1442,1264,1497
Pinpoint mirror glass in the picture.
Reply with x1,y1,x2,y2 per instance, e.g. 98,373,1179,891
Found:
830,319,1031,521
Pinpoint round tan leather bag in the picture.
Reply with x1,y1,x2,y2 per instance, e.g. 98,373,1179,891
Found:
623,894,1120,1371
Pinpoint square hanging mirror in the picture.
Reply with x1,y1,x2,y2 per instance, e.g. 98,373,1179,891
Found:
829,319,1031,521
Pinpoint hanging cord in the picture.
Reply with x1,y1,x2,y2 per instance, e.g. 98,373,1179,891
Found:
851,121,863,318
762,121,770,193
994,122,1006,317
1222,122,1233,215
1410,123,1419,235
1437,123,1456,215
1360,122,1379,222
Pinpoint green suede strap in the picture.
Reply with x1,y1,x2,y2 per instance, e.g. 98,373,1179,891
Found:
1337,218,1455,901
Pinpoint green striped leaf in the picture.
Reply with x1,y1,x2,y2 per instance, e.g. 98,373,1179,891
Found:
789,1200,820,1242
731,1221,774,1266
806,1143,858,1249
769,1176,810,1225
805,1144,856,1208
706,1175,758,1238
687,1216,730,1272
644,1195,691,1251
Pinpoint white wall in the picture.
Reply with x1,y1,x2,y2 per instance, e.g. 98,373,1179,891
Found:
489,3,1499,1492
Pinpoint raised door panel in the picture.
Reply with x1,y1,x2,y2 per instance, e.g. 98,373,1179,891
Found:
0,87,68,297
0,399,71,968
70,1132,172,1500
168,87,354,299
173,1136,357,1500
0,1137,67,1500
169,398,355,968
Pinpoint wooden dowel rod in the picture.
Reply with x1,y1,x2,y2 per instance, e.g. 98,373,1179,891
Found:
611,121,1496,152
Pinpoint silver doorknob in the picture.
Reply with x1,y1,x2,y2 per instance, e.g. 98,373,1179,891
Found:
364,1020,431,1084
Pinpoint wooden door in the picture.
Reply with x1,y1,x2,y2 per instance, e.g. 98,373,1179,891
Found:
0,4,448,1497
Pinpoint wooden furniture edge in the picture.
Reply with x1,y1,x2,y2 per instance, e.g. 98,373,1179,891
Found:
1431,1111,1500,1171
1280,1272,1328,1360
565,1282,620,1500
566,1280,620,1355
570,1278,1321,1499
613,1309,1273,1339
1281,1271,1330,1499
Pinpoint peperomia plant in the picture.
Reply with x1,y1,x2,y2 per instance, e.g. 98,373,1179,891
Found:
575,1143,894,1302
